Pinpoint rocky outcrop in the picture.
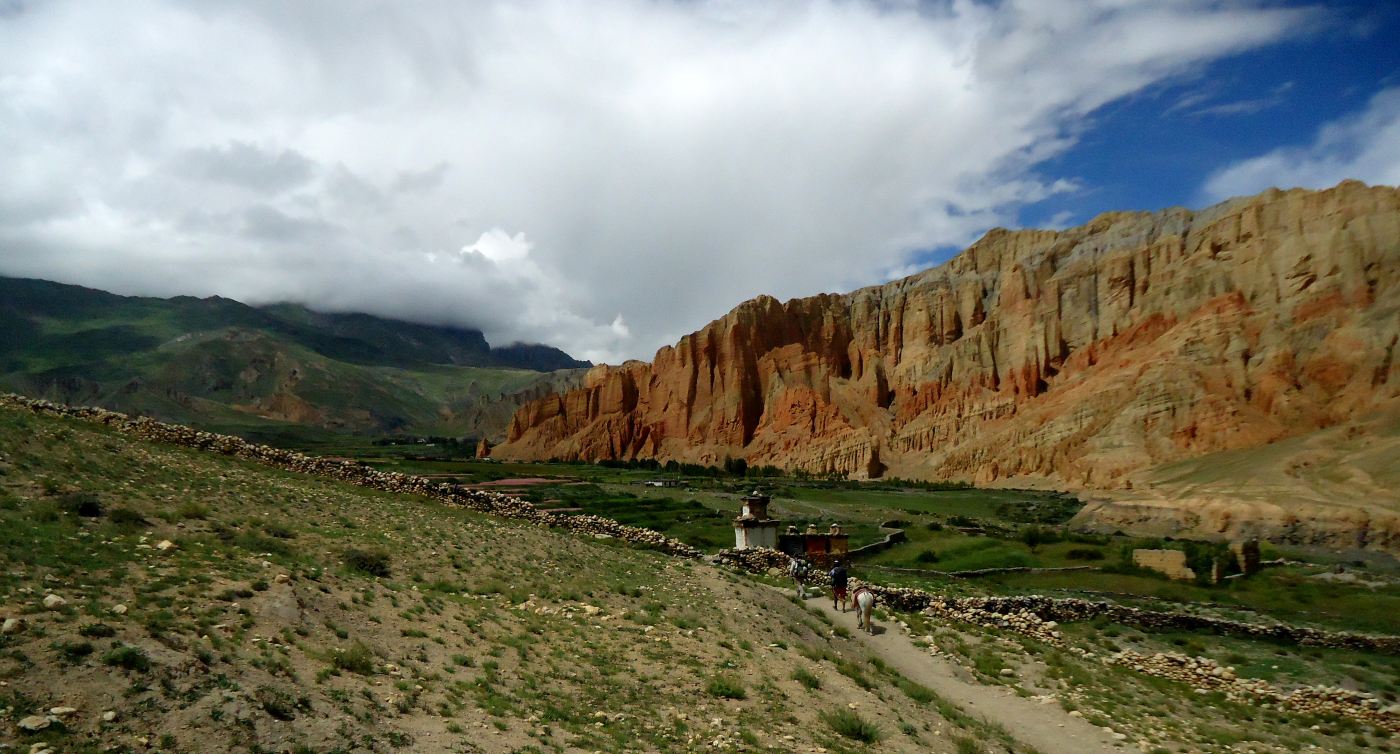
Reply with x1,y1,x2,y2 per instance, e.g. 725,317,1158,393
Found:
498,181,1400,550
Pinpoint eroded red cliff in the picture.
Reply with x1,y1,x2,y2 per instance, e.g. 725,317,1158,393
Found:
497,182,1400,501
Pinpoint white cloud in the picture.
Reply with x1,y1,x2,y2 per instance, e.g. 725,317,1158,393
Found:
0,0,1312,362
1204,87,1400,201
1043,211,1078,231
462,229,532,264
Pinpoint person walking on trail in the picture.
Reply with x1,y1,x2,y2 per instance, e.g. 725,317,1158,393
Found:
830,561,849,612
788,557,810,599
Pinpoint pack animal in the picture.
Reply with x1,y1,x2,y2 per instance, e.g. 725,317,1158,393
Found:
853,586,876,634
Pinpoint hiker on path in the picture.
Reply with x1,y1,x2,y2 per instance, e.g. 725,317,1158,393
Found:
788,556,811,599
830,561,849,612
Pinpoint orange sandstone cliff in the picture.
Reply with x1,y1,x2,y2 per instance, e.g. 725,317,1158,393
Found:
496,182,1400,549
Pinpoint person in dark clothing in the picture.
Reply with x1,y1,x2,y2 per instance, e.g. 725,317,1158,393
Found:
829,561,849,612
789,556,811,599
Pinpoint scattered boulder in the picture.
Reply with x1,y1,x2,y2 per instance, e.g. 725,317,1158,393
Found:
42,593,66,610
17,715,49,731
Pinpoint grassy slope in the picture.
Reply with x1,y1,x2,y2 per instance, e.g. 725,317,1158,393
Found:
2,406,1398,753
0,404,972,754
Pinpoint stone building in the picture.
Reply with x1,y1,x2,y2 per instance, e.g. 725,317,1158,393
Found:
733,491,780,550
1132,549,1196,581
779,523,850,569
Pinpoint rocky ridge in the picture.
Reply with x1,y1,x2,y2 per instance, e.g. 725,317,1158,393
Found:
498,181,1400,551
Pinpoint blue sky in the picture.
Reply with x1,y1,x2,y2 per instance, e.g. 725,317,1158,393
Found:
2,1,1398,361
1021,0,1400,228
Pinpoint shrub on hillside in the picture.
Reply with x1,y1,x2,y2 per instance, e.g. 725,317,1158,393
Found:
897,678,937,704
78,622,118,638
823,709,881,742
1019,525,1062,551
108,507,148,529
177,501,209,519
343,547,391,577
332,641,376,675
791,667,821,690
705,674,747,700
103,645,151,672
57,491,103,517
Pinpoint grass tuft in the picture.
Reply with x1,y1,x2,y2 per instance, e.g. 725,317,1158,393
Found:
792,667,821,690
332,641,376,675
705,673,747,700
822,708,881,743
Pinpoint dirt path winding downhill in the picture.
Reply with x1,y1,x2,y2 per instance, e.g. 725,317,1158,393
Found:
801,590,1124,754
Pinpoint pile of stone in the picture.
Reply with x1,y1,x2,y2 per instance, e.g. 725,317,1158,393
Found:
0,394,701,560
923,597,1063,645
862,584,934,613
710,547,794,575
1107,649,1399,734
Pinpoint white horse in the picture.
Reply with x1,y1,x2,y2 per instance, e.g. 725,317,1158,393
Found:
853,586,876,634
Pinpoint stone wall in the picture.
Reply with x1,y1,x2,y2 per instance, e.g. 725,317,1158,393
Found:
712,546,1400,655
1107,650,1397,733
844,526,907,559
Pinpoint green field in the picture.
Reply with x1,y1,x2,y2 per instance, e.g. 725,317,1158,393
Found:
261,452,1400,637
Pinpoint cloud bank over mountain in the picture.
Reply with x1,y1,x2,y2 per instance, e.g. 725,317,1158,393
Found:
0,1,1318,362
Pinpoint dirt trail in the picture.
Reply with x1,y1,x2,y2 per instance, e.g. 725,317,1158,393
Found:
804,591,1124,754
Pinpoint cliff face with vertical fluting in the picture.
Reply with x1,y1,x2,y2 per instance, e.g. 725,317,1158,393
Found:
497,182,1400,545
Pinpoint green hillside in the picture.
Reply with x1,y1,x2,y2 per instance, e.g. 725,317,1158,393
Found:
0,276,588,441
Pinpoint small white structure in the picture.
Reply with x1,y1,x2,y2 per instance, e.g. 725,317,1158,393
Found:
734,491,779,550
